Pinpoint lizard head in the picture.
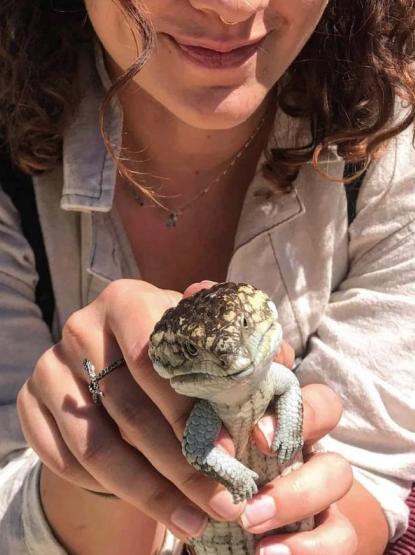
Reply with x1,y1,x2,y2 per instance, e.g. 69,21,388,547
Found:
148,282,282,400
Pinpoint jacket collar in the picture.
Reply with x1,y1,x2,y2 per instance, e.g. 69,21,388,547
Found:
60,40,123,212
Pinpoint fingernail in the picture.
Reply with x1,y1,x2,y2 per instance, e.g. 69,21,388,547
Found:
209,489,242,519
257,416,275,449
199,280,218,287
240,495,276,528
171,505,207,538
259,545,291,555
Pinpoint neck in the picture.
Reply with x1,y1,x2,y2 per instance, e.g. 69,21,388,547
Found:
106,56,275,192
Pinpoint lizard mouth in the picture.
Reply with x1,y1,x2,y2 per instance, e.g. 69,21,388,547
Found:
168,320,279,385
170,372,214,385
169,360,253,386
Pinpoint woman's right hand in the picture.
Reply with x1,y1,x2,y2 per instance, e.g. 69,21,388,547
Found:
16,279,246,543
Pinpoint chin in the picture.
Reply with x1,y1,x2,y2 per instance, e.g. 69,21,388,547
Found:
139,70,272,130
177,84,271,129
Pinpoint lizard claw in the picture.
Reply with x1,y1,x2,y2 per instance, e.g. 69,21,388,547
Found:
272,434,303,464
228,468,259,503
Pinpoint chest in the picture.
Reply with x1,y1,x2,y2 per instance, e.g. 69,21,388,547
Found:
113,177,249,292
213,375,275,457
35,158,349,356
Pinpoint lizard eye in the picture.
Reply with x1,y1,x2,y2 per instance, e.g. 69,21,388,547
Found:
242,317,249,328
184,342,198,357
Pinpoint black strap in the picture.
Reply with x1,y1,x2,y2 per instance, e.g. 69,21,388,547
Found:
343,161,367,225
0,152,55,329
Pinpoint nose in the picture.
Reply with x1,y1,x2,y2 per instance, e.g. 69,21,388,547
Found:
189,0,268,25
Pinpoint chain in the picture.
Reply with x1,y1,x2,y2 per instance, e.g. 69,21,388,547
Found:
124,109,270,228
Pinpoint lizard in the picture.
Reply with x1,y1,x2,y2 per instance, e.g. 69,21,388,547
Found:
148,282,313,555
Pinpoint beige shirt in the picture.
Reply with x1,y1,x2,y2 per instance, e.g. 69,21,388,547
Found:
0,40,414,553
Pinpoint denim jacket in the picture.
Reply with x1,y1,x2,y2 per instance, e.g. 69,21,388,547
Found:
0,40,414,554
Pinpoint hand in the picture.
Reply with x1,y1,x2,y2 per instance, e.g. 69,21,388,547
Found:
17,279,245,543
240,385,357,555
16,277,355,553
174,281,357,555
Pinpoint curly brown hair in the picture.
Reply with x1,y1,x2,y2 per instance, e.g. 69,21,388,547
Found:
1,0,415,196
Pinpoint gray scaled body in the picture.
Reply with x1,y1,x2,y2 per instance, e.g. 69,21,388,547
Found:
149,283,313,555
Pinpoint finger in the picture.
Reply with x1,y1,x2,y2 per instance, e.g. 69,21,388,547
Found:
60,282,193,442
17,378,105,492
256,504,358,555
34,348,208,541
183,280,218,298
91,281,220,450
253,384,343,455
59,290,241,522
239,452,353,533
100,363,243,522
273,341,295,368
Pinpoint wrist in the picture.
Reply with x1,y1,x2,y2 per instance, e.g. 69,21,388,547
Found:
40,464,165,555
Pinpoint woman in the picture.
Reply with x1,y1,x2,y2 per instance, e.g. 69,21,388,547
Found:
0,0,414,554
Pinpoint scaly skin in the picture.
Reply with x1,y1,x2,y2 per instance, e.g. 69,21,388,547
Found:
149,283,313,555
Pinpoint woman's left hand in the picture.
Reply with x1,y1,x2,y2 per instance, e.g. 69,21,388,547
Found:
241,384,357,555
184,282,358,554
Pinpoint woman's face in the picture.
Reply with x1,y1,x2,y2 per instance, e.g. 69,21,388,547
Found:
86,0,329,129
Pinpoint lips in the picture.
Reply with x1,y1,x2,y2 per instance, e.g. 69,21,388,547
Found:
167,34,267,69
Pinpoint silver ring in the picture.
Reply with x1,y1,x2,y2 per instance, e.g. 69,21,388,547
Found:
82,357,126,405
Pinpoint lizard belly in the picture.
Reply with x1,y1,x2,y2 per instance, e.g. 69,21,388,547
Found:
189,443,310,555
189,445,274,554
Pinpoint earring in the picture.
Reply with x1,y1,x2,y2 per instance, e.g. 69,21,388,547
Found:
49,0,86,13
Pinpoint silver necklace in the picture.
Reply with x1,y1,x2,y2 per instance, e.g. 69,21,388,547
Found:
124,110,270,228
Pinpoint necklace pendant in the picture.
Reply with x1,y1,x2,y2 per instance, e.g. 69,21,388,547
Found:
166,213,178,228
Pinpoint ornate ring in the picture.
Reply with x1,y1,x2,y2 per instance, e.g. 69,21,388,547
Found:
82,357,126,405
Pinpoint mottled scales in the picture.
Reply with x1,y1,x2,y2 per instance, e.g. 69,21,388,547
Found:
149,282,313,555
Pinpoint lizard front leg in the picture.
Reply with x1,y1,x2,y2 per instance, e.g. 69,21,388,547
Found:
270,362,304,464
183,399,259,503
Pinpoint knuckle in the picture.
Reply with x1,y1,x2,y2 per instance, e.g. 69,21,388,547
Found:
170,410,190,438
16,381,29,416
177,466,207,492
74,434,109,467
62,310,89,349
99,279,136,305
34,347,60,385
122,336,150,370
52,454,85,479
119,400,154,443
142,481,175,510
325,453,353,482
